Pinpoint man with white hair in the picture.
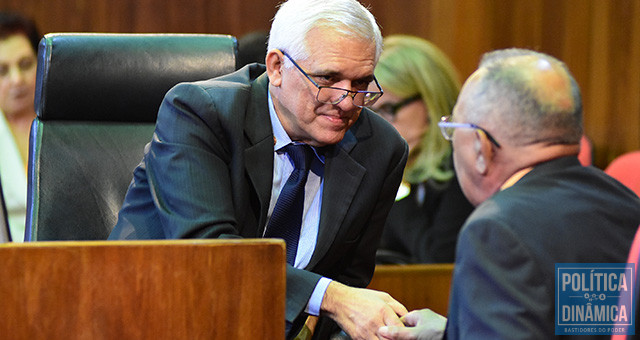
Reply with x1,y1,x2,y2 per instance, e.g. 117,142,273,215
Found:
378,49,640,339
109,0,409,338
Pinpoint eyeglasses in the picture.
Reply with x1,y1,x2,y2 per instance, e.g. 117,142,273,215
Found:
374,94,422,121
280,50,383,108
437,115,502,148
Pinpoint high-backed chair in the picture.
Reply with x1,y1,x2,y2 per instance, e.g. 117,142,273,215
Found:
26,33,237,241
605,150,640,197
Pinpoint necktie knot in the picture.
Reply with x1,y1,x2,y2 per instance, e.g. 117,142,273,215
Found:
284,144,313,172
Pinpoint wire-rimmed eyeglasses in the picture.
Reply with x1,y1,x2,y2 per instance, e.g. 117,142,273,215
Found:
279,50,383,108
437,115,502,148
374,94,422,121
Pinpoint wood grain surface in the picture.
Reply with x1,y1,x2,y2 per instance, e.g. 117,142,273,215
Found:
368,263,454,315
0,239,285,339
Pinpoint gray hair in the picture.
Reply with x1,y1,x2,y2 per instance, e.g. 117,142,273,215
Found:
468,48,583,146
267,0,382,65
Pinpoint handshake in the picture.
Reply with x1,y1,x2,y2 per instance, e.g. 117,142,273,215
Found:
322,281,446,340
377,308,447,340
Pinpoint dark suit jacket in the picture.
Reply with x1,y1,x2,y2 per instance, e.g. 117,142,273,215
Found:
109,64,408,337
377,174,474,264
445,156,640,340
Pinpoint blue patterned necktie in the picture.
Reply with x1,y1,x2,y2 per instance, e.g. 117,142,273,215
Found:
265,144,314,265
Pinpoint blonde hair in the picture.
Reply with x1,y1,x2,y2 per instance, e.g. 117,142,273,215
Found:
375,35,461,183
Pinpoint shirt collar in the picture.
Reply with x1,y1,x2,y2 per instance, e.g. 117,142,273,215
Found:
268,90,292,151
500,167,533,191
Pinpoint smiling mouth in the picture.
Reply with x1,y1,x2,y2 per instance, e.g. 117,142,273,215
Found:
321,113,352,129
322,114,344,123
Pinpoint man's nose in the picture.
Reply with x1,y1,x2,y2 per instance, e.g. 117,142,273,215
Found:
336,92,359,111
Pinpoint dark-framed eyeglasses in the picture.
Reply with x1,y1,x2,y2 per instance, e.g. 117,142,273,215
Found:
374,94,422,121
279,50,383,108
437,115,502,148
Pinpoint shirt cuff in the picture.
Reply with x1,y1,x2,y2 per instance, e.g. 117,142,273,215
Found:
305,277,332,316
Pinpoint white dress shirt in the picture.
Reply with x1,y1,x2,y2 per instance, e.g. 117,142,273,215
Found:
266,93,332,316
0,110,27,242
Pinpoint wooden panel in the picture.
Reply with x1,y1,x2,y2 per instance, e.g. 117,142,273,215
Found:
0,239,285,339
2,0,639,167
366,0,640,169
367,263,454,316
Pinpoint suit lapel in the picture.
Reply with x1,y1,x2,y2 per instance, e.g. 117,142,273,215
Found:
243,72,274,233
308,129,366,268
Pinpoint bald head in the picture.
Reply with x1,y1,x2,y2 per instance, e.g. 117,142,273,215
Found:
463,48,583,147
450,49,584,206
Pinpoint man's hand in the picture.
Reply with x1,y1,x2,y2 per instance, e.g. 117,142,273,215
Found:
377,309,447,340
321,281,408,340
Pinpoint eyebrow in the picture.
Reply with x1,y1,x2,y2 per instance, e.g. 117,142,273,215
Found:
356,74,376,83
307,69,375,83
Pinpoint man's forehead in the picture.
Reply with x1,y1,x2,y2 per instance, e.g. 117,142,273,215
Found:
303,41,376,79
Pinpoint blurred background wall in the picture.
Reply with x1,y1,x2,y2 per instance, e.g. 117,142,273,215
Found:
2,0,638,169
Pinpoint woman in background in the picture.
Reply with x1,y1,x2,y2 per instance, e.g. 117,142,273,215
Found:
0,11,40,242
373,35,474,263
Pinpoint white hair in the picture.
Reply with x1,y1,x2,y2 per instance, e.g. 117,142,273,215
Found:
267,0,382,64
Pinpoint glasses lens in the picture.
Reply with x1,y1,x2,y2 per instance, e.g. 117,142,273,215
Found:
445,127,455,140
351,92,381,107
438,116,453,140
362,92,381,107
352,92,366,107
438,125,449,140
317,87,345,105
317,87,381,107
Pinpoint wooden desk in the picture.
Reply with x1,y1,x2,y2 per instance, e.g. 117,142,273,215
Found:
0,239,285,339
367,263,454,315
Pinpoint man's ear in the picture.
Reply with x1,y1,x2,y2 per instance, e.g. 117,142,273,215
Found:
266,49,284,87
473,130,493,175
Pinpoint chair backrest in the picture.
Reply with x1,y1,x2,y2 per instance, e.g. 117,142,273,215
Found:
577,135,593,166
605,150,640,197
26,33,237,241
611,225,640,340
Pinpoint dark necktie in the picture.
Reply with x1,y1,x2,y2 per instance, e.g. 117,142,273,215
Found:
265,144,314,265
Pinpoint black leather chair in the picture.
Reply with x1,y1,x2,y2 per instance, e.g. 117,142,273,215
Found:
25,33,238,241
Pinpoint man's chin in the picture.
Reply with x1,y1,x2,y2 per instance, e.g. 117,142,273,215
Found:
309,131,348,147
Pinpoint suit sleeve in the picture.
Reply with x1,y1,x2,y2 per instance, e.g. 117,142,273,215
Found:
331,143,408,288
446,216,554,339
145,82,246,239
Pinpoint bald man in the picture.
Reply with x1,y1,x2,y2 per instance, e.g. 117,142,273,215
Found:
378,49,640,340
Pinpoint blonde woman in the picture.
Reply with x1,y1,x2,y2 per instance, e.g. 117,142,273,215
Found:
372,35,474,263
